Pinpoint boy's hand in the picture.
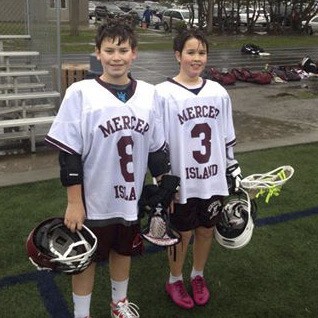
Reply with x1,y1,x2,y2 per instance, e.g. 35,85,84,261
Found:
64,202,86,232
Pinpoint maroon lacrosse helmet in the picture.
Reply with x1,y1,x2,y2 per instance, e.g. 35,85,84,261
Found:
26,217,97,274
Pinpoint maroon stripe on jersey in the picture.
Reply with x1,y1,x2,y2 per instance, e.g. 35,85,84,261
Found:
166,77,207,92
226,138,237,147
45,135,79,155
95,77,137,102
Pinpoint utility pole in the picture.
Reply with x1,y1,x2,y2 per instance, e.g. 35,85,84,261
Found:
69,0,79,36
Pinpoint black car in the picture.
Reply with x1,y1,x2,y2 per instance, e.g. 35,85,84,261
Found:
95,4,124,20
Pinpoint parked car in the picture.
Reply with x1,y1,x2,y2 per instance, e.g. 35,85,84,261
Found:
116,1,141,13
302,15,318,34
162,8,199,31
128,7,145,23
95,3,125,20
213,7,240,27
239,8,269,26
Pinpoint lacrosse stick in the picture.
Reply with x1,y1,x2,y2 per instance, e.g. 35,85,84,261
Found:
141,205,181,247
240,165,294,203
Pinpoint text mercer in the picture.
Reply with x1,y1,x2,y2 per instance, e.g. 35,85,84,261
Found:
178,105,219,125
98,116,149,138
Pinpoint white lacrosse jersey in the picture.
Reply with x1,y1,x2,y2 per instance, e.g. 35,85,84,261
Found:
155,78,236,204
46,78,165,222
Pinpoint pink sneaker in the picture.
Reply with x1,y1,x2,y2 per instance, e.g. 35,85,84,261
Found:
110,298,139,318
165,281,194,309
191,275,210,306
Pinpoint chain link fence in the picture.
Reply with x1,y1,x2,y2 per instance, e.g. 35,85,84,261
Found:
0,0,61,91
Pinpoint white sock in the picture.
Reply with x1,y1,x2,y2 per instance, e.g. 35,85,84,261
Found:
73,293,91,318
190,268,204,280
169,273,183,284
111,278,129,304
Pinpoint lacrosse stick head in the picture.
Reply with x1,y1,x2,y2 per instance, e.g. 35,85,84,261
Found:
240,165,294,203
141,205,181,247
215,189,256,249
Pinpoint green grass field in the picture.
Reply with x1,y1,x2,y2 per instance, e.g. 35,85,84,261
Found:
0,143,318,317
61,25,318,53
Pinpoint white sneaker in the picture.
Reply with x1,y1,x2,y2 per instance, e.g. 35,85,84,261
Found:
110,298,140,318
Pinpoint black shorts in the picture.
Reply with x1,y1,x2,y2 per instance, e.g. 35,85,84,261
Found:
87,223,140,262
170,196,223,232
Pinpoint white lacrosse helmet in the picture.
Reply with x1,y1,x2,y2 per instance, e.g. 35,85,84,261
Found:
214,189,256,249
26,217,97,274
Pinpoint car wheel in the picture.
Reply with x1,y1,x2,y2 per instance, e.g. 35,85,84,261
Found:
163,22,170,32
309,26,313,35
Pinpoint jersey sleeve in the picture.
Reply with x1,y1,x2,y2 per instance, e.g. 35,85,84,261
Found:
45,85,83,154
149,92,166,153
224,93,236,148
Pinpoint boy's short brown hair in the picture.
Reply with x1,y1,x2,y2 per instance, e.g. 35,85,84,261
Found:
173,29,209,54
95,18,138,50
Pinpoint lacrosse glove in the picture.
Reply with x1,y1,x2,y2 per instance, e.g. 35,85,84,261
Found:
138,175,180,217
151,174,180,208
226,163,242,194
138,184,159,218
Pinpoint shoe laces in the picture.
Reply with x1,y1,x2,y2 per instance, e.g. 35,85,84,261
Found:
113,299,140,318
192,276,206,293
174,281,189,298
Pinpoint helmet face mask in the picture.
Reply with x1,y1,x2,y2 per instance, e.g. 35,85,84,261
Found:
26,218,97,274
214,190,257,249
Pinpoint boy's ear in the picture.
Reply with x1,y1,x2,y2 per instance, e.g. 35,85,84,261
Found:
175,51,181,63
95,47,101,60
132,48,138,60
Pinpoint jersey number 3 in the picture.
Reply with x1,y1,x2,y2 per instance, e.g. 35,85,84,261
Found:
191,123,211,164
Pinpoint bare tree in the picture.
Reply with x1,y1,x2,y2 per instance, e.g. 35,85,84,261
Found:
206,0,214,33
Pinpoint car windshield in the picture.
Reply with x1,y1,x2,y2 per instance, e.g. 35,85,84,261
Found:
107,4,122,12
182,11,190,19
182,10,197,19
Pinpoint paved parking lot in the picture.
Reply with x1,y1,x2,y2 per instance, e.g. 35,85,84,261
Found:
63,45,318,85
0,46,317,187
131,47,318,84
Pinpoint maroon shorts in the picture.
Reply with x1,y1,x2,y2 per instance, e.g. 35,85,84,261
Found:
88,223,140,262
170,196,223,232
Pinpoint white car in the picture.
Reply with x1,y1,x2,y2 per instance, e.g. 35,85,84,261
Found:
239,8,268,26
162,8,199,31
302,15,318,34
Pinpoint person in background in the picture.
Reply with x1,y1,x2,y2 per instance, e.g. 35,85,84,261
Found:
142,5,152,28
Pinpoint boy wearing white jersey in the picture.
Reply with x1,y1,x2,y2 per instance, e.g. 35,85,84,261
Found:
45,20,172,318
155,29,242,309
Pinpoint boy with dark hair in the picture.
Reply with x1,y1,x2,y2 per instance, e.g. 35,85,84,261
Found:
155,29,242,309
46,19,171,318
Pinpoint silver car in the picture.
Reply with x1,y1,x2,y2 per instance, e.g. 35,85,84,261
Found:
239,8,268,26
302,15,318,34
